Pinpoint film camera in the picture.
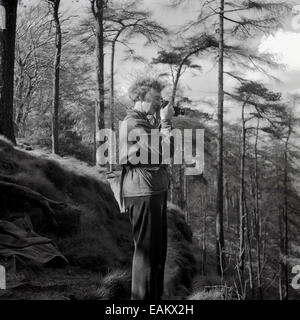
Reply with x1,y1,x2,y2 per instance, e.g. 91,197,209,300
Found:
160,99,185,117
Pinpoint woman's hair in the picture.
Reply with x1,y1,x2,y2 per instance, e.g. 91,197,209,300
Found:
128,77,165,102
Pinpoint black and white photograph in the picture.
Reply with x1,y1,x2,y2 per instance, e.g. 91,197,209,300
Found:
0,0,300,305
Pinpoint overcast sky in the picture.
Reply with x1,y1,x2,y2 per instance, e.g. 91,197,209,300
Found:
22,0,300,119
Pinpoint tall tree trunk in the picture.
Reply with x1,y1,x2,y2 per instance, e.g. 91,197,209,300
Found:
93,100,97,165
109,39,116,172
278,206,284,300
110,40,116,133
170,165,185,208
183,171,188,223
51,0,62,155
239,101,247,276
216,0,225,276
201,191,207,276
254,118,263,299
169,53,196,208
225,179,230,231
169,51,204,207
282,125,291,300
93,0,105,165
233,188,240,235
245,200,254,298
0,0,17,144
170,68,181,108
109,30,123,171
15,61,24,128
170,62,185,208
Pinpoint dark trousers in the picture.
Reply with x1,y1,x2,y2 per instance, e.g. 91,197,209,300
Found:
124,192,168,300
